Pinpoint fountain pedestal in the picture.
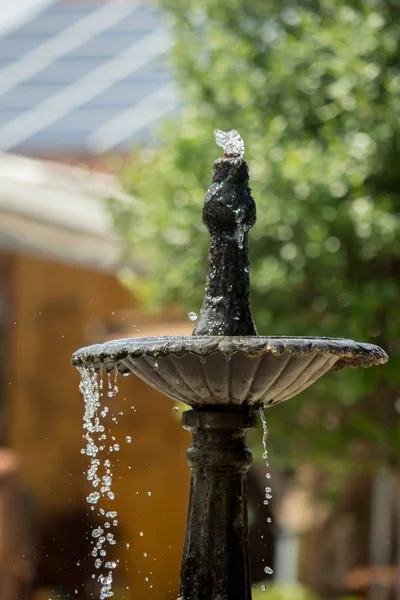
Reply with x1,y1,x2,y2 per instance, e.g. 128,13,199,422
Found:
72,129,388,600
180,407,257,600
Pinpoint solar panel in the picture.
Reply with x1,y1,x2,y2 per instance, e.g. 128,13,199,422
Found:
0,1,179,155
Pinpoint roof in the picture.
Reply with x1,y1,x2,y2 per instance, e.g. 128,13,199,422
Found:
0,1,179,155
0,152,135,270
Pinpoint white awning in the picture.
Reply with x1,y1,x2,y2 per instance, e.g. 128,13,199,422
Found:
0,152,135,271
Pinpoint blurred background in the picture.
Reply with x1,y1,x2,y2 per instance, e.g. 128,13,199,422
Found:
0,0,399,599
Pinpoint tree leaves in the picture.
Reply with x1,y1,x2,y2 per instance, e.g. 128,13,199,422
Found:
112,0,400,473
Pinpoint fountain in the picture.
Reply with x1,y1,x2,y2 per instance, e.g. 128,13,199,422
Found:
72,130,388,600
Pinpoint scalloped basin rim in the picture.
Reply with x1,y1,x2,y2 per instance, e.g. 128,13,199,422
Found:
72,335,388,371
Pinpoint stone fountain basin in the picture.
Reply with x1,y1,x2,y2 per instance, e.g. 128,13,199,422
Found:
72,336,388,408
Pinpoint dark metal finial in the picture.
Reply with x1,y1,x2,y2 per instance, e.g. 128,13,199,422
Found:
193,130,258,336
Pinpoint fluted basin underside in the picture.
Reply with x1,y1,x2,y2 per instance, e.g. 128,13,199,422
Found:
72,336,388,408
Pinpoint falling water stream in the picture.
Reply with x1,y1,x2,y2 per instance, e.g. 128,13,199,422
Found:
78,365,273,599
79,367,120,599
259,407,274,582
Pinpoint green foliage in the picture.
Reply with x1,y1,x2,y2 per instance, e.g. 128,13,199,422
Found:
252,584,362,600
112,0,400,473
252,583,317,600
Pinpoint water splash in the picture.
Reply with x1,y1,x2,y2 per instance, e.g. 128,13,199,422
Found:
79,366,121,599
233,206,250,250
259,406,273,577
214,129,245,158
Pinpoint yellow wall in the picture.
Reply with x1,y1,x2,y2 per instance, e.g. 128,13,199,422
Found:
7,253,190,598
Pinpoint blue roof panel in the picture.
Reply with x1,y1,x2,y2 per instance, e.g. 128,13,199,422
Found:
20,58,107,84
105,5,165,32
0,1,179,155
0,84,59,109
0,109,21,126
0,36,47,60
9,127,151,154
10,103,181,154
66,31,150,60
4,6,92,38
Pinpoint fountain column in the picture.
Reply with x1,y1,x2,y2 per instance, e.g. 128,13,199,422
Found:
182,133,259,599
180,407,257,600
193,147,257,338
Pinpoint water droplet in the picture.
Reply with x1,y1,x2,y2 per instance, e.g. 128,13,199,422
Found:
188,311,198,322
95,559,102,569
92,528,104,538
113,444,120,451
265,473,271,479
126,543,130,549
173,407,179,412
125,436,131,443
267,517,272,523
147,491,152,497
263,500,269,505
87,492,101,504
261,584,267,591
102,475,112,486
143,552,147,557
139,532,144,537
264,566,273,575
105,561,117,569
